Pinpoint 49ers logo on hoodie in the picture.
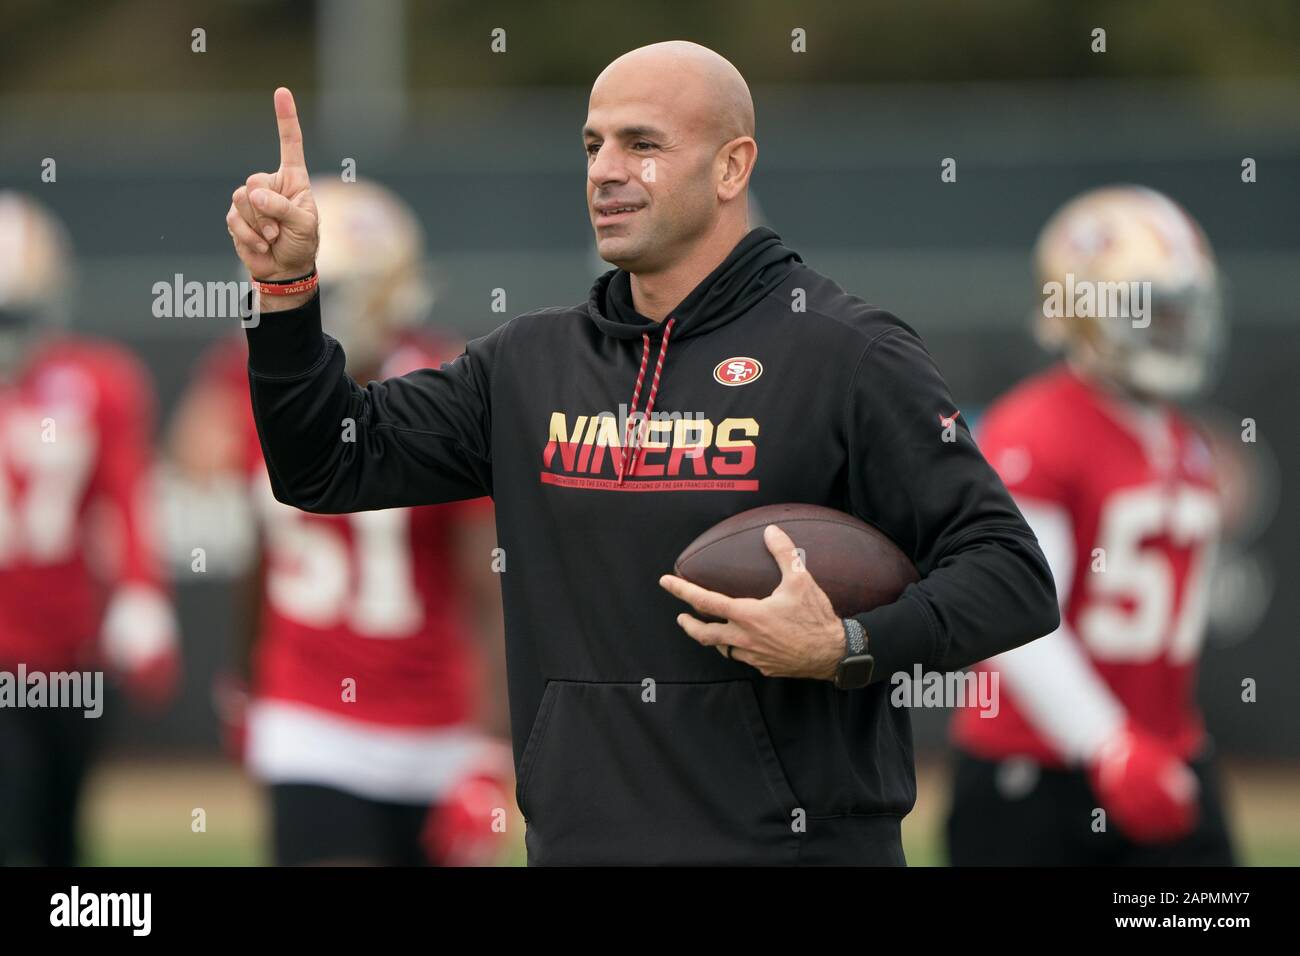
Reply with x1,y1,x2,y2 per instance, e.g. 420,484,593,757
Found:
540,411,759,492
713,357,763,386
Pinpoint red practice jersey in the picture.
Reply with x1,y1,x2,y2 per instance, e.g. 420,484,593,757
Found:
198,334,492,729
0,337,167,670
953,363,1220,764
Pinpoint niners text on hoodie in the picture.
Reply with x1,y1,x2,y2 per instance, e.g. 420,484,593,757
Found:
244,227,1059,865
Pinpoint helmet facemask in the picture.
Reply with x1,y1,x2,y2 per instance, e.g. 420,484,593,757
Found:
1075,279,1225,401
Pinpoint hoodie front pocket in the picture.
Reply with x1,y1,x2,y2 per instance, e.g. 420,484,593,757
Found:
517,679,802,865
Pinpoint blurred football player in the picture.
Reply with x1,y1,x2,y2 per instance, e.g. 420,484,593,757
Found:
946,185,1236,865
0,192,180,865
170,179,511,866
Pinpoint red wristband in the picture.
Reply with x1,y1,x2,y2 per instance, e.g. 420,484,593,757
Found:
252,269,319,296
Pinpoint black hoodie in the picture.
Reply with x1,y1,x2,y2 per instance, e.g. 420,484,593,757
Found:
245,227,1058,865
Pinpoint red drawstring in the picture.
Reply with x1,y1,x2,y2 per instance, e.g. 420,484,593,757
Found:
620,333,652,476
618,317,675,484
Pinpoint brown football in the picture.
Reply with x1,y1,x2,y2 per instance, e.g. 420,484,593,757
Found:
673,503,919,617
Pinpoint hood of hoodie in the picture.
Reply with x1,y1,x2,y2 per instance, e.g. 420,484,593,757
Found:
585,227,802,341
582,227,802,483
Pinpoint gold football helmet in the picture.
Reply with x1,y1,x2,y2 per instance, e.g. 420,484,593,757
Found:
1034,185,1223,400
0,191,75,374
311,178,433,371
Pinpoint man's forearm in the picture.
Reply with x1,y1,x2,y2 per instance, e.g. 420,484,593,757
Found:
245,290,496,514
856,526,1059,683
244,291,358,512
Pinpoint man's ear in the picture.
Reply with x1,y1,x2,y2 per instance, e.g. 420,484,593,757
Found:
717,137,758,202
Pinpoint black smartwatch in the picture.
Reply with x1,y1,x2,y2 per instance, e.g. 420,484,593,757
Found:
833,618,874,690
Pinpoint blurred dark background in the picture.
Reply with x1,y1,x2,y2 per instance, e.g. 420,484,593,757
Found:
0,0,1295,817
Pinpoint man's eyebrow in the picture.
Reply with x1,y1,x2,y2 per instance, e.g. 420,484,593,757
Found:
582,125,668,141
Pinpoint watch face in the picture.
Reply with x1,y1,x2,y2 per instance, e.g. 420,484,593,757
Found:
836,654,874,690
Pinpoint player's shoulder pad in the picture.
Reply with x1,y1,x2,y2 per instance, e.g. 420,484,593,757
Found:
32,335,157,422
978,365,1081,474
983,365,1075,429
47,335,153,391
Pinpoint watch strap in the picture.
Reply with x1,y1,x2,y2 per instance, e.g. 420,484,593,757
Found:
843,617,867,656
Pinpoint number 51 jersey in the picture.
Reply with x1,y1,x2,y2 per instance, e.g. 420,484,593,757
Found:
205,334,491,730
953,363,1220,764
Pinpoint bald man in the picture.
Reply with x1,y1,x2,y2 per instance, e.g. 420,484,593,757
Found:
226,41,1057,865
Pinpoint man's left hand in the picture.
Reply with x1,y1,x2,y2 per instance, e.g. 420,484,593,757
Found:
659,524,844,681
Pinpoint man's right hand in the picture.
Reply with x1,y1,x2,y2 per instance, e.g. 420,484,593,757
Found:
226,87,319,310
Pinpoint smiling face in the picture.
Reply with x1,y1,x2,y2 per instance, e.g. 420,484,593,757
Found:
584,43,756,275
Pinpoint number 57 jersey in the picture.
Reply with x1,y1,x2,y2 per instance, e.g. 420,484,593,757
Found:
953,363,1221,764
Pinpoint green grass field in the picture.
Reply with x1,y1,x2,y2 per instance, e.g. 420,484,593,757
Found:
80,757,1300,866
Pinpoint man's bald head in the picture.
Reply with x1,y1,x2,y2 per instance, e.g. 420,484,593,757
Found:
585,42,759,276
593,41,755,144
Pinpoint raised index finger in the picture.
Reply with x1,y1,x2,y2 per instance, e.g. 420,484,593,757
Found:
274,86,306,170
